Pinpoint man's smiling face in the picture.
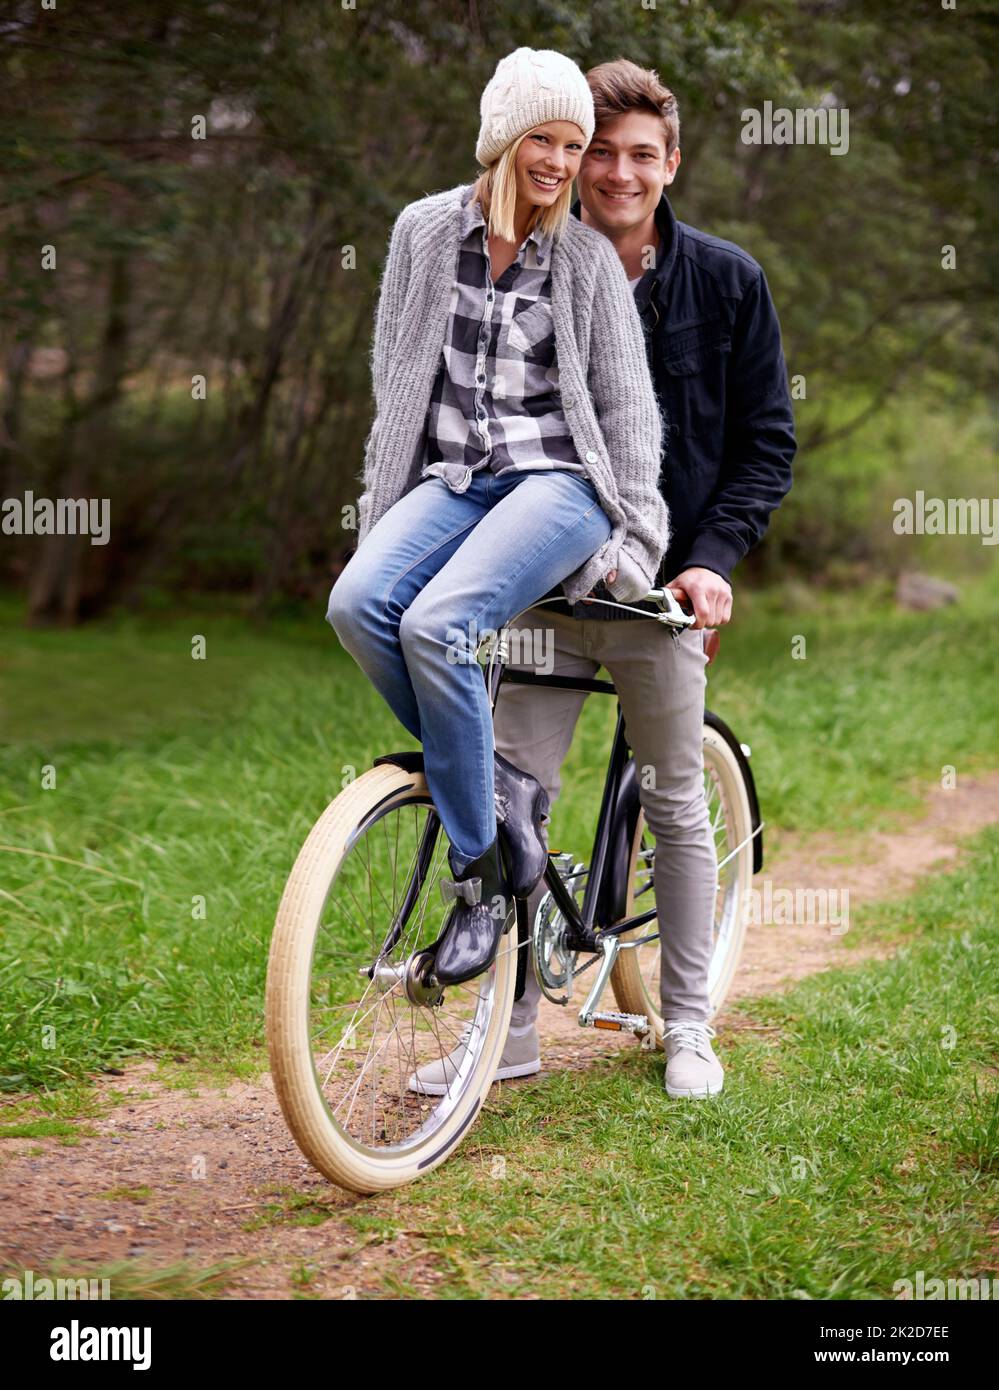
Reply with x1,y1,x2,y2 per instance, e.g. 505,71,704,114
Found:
576,110,680,231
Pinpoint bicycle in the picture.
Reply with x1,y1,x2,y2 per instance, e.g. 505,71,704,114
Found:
266,586,764,1192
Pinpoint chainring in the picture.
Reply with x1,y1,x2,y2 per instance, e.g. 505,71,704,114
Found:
532,879,582,1005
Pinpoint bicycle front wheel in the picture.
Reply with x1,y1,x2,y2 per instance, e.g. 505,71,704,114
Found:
609,719,755,1043
266,762,517,1192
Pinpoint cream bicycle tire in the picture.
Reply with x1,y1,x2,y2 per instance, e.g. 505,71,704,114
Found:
266,763,517,1192
609,721,755,1044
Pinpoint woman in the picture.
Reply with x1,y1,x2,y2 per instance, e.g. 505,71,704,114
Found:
327,47,670,987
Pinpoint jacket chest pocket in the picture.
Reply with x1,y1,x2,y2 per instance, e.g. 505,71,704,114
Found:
501,299,556,358
658,319,731,439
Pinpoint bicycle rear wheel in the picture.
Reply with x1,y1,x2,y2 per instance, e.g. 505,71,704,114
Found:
609,720,755,1042
266,762,517,1192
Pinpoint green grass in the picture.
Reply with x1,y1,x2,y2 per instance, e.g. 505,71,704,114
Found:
0,565,996,1093
0,1118,91,1141
350,828,999,1299
0,1255,251,1300
239,1186,342,1233
93,1185,153,1202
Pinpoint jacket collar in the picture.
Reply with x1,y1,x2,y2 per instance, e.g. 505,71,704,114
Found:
570,188,679,311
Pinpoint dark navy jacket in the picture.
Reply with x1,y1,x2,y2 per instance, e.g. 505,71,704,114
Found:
548,191,796,619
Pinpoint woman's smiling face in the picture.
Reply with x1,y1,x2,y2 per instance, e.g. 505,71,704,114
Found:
513,121,586,209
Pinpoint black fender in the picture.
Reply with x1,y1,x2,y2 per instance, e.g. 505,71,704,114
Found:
597,708,764,928
594,755,645,930
373,750,425,774
704,709,763,874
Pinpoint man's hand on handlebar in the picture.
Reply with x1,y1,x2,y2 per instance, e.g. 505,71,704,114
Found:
666,567,733,629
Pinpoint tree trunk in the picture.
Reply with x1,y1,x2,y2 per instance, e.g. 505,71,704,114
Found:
26,250,131,626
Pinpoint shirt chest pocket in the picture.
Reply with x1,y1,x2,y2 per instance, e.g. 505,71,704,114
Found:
658,318,732,439
502,299,556,359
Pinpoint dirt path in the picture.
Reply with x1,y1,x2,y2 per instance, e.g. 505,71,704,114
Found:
2,772,997,1299
528,769,999,1059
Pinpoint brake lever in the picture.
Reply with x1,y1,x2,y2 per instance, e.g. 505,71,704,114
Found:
646,587,697,630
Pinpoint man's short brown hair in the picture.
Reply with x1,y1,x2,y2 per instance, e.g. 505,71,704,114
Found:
586,58,680,158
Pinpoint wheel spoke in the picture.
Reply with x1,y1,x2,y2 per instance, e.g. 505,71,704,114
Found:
616,739,751,1029
277,788,508,1161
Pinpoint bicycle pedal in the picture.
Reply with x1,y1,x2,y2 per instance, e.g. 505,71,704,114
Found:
585,1010,650,1036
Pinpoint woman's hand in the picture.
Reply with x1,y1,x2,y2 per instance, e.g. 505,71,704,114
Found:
580,567,616,603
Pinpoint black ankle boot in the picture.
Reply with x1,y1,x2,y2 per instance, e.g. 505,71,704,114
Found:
493,750,551,897
433,836,511,987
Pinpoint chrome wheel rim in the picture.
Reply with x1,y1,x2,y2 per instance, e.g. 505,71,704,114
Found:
306,795,512,1157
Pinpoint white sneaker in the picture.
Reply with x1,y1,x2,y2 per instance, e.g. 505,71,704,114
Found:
407,1021,541,1097
662,1020,724,1098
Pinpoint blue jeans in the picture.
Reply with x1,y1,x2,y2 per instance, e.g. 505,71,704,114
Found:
326,469,612,870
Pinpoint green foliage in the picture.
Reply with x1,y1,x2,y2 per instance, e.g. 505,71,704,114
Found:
771,388,997,578
0,1,995,618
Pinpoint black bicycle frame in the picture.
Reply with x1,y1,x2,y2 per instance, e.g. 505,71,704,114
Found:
488,658,658,953
366,622,762,1000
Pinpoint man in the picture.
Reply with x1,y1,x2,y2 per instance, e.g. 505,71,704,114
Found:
413,57,796,1099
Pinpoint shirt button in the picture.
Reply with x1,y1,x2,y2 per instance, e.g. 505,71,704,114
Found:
562,394,575,408
585,449,598,463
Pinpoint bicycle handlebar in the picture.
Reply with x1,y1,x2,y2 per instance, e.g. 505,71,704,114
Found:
525,586,697,630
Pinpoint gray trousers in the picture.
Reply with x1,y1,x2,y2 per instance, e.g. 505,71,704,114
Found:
491,607,716,1025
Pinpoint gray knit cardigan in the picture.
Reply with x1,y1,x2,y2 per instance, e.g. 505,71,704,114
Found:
355,182,671,605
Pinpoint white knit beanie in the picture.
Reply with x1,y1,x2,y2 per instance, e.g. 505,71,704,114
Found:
475,47,595,167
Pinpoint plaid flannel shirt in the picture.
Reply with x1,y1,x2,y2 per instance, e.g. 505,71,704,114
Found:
421,196,586,492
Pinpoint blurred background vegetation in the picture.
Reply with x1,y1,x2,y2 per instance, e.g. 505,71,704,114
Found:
1,0,996,625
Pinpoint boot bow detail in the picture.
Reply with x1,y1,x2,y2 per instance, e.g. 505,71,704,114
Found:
440,876,482,906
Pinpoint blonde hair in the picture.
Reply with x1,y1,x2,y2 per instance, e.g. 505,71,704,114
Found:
471,130,576,243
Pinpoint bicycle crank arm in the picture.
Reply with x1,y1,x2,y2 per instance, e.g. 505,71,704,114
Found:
576,938,621,1027
576,938,654,1044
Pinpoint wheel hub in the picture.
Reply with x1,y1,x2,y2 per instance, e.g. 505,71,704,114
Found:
403,950,445,1008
